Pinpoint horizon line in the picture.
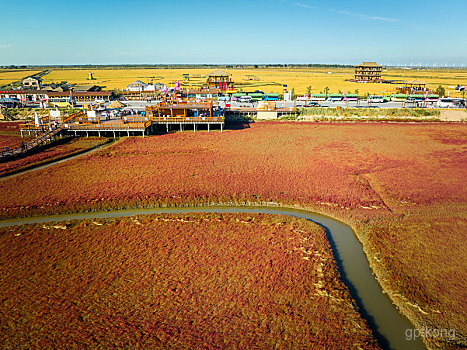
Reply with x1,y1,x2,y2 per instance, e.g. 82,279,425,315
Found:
2,63,466,68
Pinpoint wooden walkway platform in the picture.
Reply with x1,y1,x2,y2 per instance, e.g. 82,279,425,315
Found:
146,101,225,132
1,107,226,160
150,116,224,132
1,125,63,160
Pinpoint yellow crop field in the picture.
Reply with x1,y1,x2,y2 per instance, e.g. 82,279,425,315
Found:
0,70,41,87
8,67,467,97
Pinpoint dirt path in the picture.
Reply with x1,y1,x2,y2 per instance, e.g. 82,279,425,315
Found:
440,110,467,121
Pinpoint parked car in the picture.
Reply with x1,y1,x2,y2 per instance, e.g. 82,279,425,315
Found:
368,95,385,103
437,98,466,108
326,95,343,102
306,101,322,107
238,96,252,103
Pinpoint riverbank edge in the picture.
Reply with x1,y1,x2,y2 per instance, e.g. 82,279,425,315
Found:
0,200,439,349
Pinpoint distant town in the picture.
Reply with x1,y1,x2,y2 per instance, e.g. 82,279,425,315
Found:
1,62,465,111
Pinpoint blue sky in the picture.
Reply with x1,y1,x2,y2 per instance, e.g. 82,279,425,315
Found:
1,0,466,65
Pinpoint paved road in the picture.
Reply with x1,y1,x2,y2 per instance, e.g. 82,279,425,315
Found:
278,100,434,109
215,100,433,110
121,99,463,112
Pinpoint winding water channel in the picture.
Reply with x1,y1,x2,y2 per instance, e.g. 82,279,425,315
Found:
0,205,426,349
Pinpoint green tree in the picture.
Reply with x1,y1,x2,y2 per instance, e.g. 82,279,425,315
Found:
324,86,329,97
306,86,311,95
112,89,122,98
436,85,445,97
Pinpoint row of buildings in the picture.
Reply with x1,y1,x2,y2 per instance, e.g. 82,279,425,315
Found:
122,70,236,100
0,89,113,108
124,70,234,93
0,70,236,108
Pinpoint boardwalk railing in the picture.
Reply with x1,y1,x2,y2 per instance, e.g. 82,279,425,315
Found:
65,121,151,130
1,111,86,160
63,111,84,124
150,116,224,123
122,116,150,123
0,125,63,160
147,101,214,110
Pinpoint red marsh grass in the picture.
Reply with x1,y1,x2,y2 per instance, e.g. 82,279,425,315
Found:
0,213,379,349
0,122,465,348
0,121,32,148
0,137,110,177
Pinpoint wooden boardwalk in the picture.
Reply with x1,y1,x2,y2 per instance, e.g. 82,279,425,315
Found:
146,101,225,132
1,125,63,160
1,104,227,159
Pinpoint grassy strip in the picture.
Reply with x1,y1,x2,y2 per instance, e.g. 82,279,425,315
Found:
299,107,441,118
280,115,442,122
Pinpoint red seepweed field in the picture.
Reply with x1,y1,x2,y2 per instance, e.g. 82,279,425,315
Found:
0,121,466,348
0,121,32,148
0,213,379,349
0,121,110,176
0,137,110,176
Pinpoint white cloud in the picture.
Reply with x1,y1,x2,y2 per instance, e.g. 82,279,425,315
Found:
286,2,398,22
334,9,400,23
292,2,317,9
0,43,12,49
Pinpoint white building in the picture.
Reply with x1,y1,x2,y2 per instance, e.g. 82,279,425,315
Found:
22,76,42,89
126,80,147,92
126,80,166,92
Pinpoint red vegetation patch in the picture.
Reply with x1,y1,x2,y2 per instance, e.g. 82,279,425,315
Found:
0,121,22,132
0,213,378,349
0,121,32,148
359,214,467,349
0,134,27,148
0,137,109,176
0,122,466,347
1,123,466,216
